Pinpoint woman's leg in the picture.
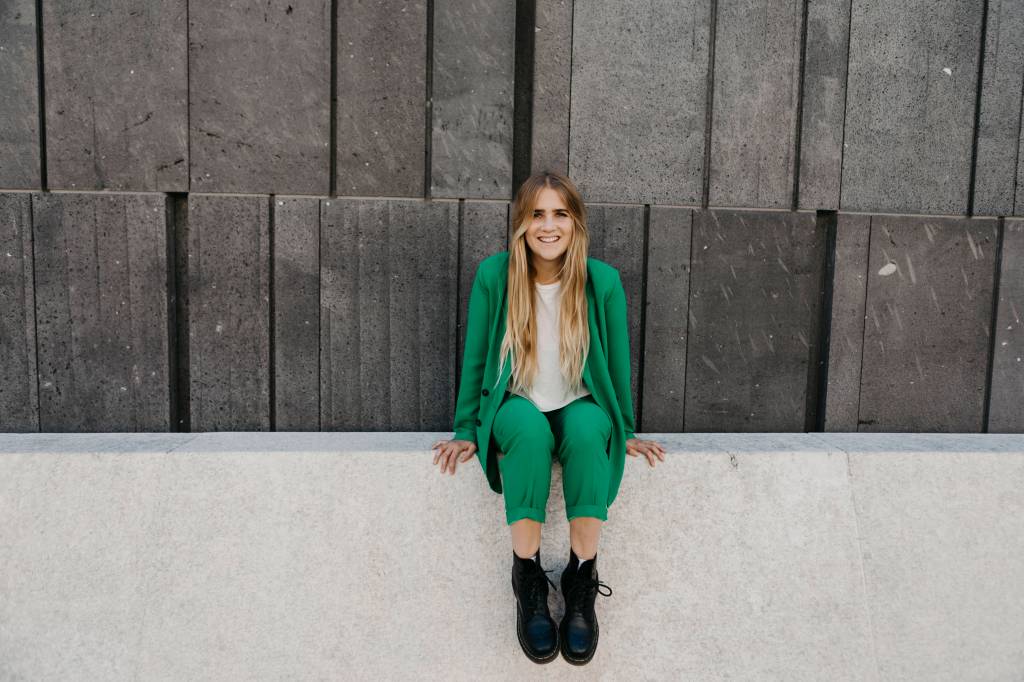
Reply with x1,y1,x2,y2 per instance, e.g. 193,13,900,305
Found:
548,395,612,557
491,393,557,546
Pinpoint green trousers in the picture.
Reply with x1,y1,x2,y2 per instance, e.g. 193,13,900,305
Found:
491,391,613,525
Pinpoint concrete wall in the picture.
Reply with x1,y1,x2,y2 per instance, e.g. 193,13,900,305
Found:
1,1,1022,433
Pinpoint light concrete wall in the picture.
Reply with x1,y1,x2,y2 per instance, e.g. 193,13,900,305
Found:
0,432,1021,679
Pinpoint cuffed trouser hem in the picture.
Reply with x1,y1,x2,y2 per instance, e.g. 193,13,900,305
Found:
506,506,546,525
566,504,608,522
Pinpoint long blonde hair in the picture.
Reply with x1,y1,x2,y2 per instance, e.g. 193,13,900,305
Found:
496,171,591,395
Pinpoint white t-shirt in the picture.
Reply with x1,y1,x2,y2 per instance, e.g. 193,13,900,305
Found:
510,279,592,412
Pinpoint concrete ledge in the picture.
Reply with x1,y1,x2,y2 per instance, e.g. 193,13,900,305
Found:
1,433,1022,680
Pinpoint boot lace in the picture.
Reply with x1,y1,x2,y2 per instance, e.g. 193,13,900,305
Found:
566,573,613,610
524,567,558,613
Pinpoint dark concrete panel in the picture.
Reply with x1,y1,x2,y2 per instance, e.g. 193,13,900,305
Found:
585,204,645,414
320,199,458,430
32,192,171,431
187,194,270,431
841,1,983,215
973,0,1024,217
42,1,188,191
797,0,852,211
640,206,692,432
709,0,803,208
570,0,710,205
336,0,426,197
0,193,38,431
430,0,515,199
685,209,825,431
823,213,870,431
189,1,330,195
459,201,508,377
989,219,1024,432
273,197,320,430
858,215,998,431
530,0,573,176
0,2,40,189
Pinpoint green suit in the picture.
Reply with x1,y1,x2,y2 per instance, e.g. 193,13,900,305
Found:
452,250,636,509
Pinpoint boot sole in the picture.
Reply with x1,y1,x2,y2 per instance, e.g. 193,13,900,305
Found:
559,618,599,666
516,607,559,664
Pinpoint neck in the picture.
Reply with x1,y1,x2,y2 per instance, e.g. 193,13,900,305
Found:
532,256,562,285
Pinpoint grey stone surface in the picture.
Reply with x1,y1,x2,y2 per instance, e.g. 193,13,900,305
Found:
320,198,458,431
5,431,1023,678
841,1,984,215
31,192,171,431
336,0,426,197
823,213,870,431
584,204,645,410
42,1,188,192
0,193,38,431
685,209,825,431
814,432,1024,680
973,0,1024,217
797,0,852,211
640,206,692,432
989,219,1024,432
272,197,320,430
430,0,515,199
857,215,998,431
530,0,573,176
569,0,710,205
459,201,508,376
708,0,803,208
187,194,270,431
189,1,330,195
0,1,40,189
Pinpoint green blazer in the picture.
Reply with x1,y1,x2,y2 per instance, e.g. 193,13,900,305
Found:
452,250,636,507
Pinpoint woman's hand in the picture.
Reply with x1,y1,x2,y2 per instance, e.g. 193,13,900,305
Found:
431,439,478,475
626,437,666,468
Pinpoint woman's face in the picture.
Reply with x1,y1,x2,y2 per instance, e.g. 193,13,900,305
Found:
525,187,573,267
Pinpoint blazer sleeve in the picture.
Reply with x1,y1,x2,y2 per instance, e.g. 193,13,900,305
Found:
607,271,636,441
452,264,491,443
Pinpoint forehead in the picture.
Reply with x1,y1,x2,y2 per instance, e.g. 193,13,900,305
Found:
533,187,568,210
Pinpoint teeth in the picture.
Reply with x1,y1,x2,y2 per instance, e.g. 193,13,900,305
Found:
539,236,559,243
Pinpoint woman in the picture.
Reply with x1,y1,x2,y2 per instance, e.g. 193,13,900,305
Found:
431,171,666,665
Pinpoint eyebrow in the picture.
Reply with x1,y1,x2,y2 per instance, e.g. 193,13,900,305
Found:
533,208,568,213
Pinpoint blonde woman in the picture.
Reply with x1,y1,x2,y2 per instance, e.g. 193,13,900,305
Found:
431,171,666,665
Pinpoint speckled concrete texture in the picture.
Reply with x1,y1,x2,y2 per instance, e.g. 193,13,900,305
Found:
989,219,1024,432
1,432,1021,679
0,193,38,431
569,0,711,205
0,0,40,189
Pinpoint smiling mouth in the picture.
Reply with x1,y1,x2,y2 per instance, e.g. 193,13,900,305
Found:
538,236,560,243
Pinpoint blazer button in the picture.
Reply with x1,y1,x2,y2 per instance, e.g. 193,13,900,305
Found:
482,388,489,396
475,419,482,426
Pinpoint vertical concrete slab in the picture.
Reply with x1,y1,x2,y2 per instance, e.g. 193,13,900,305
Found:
32,192,171,431
42,1,188,192
823,213,870,431
973,0,1024,217
189,1,330,195
685,209,825,431
336,0,426,197
708,0,803,209
0,1,40,189
585,204,645,413
273,197,320,431
569,0,711,205
187,194,270,431
797,0,852,211
641,206,692,432
0,193,38,431
841,1,983,215
858,215,999,431
320,199,459,430
458,201,508,382
530,0,573,176
989,219,1024,432
430,0,515,199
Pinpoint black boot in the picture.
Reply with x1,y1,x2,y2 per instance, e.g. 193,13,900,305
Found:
510,549,559,663
559,549,613,665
